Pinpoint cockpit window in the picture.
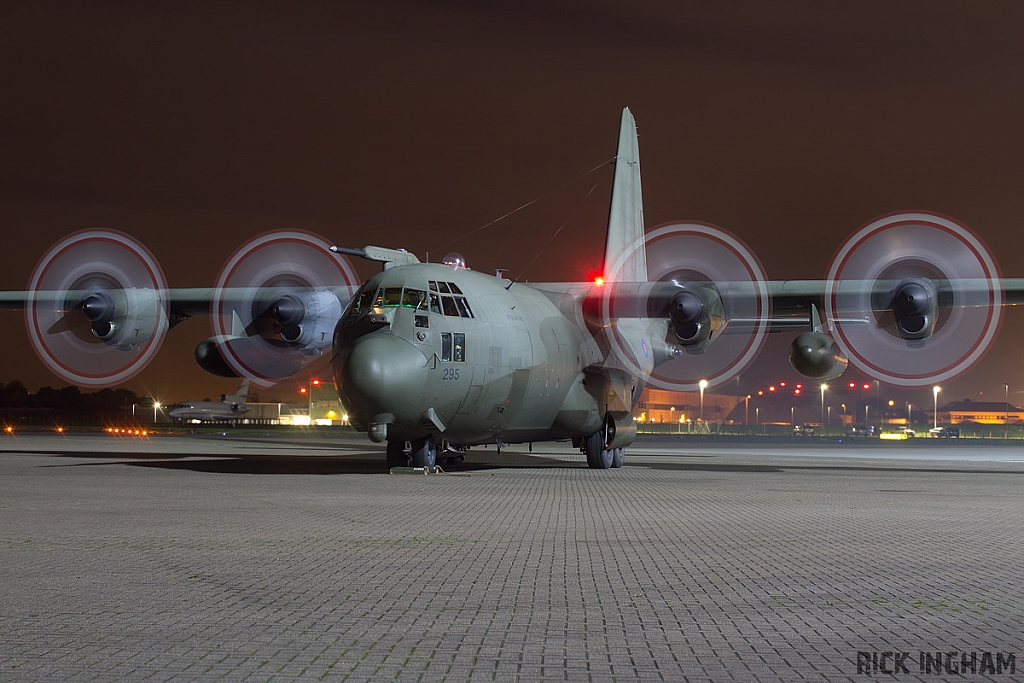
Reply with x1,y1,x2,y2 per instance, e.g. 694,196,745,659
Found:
402,289,427,309
429,293,441,314
382,287,403,307
456,297,473,318
353,289,374,313
437,281,452,294
441,296,460,317
448,282,463,295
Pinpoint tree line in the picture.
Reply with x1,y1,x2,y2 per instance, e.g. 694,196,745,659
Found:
0,380,141,422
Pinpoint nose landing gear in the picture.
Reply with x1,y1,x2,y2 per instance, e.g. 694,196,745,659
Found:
386,437,437,469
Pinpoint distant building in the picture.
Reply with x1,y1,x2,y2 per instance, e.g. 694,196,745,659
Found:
932,399,1024,425
634,389,743,426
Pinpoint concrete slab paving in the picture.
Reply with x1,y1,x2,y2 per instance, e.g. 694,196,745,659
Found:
1,433,1022,681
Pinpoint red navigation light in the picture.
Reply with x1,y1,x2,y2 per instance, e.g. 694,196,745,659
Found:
848,382,856,389
794,389,801,395
312,379,320,386
594,276,605,287
796,384,803,389
862,383,870,390
780,382,787,387
300,387,307,394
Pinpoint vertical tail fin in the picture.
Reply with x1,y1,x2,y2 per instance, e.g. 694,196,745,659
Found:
603,108,647,283
227,379,250,405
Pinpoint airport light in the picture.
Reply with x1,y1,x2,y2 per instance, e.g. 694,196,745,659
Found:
745,395,751,426
933,386,941,429
153,401,161,424
699,379,708,421
1005,383,1009,423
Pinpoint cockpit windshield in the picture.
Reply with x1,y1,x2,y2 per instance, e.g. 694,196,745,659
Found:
349,282,472,318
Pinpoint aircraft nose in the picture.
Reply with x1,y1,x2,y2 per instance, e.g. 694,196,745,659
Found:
338,333,428,421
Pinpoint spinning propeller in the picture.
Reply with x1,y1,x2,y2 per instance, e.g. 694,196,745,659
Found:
205,230,359,385
603,222,771,391
825,212,1002,386
25,229,168,387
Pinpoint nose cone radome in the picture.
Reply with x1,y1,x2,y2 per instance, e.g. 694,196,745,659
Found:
338,333,428,423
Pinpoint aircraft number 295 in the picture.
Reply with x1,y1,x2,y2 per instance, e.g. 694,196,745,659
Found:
442,368,460,381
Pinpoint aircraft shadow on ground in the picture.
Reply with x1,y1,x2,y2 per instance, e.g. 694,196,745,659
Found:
28,450,578,475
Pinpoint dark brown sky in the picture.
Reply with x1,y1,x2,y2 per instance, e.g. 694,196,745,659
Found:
3,1,1024,406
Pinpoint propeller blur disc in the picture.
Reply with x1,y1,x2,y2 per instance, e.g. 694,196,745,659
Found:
603,222,771,391
25,228,168,387
211,230,359,385
825,212,1002,386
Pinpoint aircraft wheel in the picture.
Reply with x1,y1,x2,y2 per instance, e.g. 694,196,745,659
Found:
410,438,437,469
386,440,407,468
611,448,625,468
584,432,613,469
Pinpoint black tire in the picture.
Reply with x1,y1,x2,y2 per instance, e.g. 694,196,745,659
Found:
386,440,407,468
584,431,612,469
584,431,601,468
410,438,437,469
611,447,625,468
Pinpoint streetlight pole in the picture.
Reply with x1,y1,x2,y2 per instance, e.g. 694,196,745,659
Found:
1005,383,1009,423
827,406,831,437
933,386,941,430
699,379,708,423
820,383,827,430
745,395,750,427
309,378,320,423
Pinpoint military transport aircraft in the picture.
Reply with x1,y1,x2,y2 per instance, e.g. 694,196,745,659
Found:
1,108,1020,469
168,380,251,424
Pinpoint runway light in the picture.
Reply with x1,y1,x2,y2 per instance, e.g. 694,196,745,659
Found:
848,382,856,389
862,383,870,390
768,386,776,392
757,390,763,396
780,382,786,388
794,389,801,395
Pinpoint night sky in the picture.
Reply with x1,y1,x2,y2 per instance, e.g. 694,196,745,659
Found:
3,1,1024,409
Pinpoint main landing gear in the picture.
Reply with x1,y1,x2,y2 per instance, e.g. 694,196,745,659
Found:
386,437,437,469
583,431,625,470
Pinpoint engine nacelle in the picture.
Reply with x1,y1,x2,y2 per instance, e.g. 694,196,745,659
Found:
789,331,849,380
889,278,937,341
271,290,342,352
662,285,725,353
80,288,166,351
194,336,243,377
